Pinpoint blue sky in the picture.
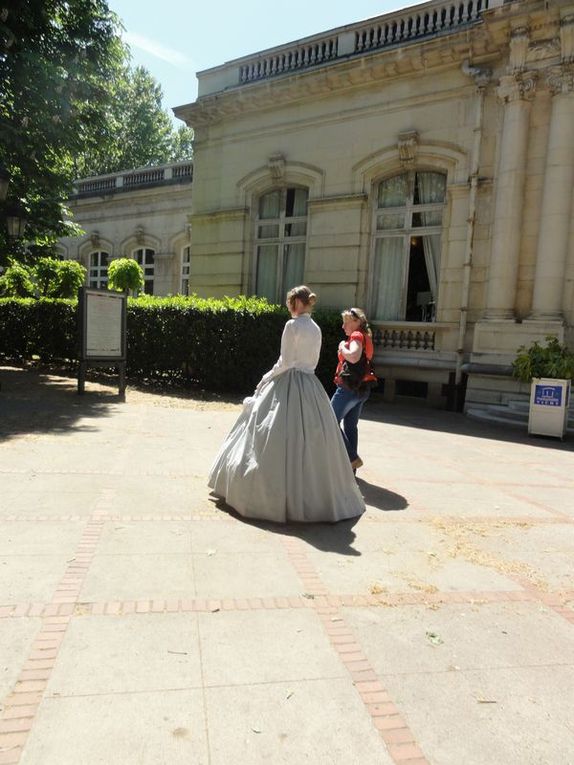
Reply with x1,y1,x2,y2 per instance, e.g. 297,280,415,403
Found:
107,0,413,124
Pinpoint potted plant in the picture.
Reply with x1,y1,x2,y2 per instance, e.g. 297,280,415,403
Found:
512,336,574,438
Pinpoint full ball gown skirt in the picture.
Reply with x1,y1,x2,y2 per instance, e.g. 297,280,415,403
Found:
208,369,366,523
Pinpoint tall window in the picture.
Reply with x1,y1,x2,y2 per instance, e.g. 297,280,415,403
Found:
181,245,191,295
134,248,155,294
255,187,308,302
372,171,446,321
89,251,109,289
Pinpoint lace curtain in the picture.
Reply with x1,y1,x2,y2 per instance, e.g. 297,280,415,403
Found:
256,244,278,301
416,172,445,300
283,243,305,292
372,237,404,320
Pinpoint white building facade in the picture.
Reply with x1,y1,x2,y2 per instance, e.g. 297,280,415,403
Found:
59,161,193,297
172,0,574,408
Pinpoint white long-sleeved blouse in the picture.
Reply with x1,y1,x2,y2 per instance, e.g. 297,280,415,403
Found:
257,313,322,390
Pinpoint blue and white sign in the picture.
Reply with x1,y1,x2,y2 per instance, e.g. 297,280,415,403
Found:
534,384,562,407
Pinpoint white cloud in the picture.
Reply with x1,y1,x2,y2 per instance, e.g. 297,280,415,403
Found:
124,31,193,68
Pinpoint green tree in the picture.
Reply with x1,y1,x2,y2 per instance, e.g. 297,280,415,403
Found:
107,258,144,293
0,0,126,262
75,65,194,177
0,261,35,297
34,257,86,298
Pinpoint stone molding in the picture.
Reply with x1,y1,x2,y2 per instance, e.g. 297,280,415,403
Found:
560,13,574,63
268,153,286,181
179,33,499,128
397,131,419,166
496,72,537,103
509,25,530,72
546,64,574,95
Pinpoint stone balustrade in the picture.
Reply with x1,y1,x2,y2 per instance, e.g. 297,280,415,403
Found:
372,321,453,351
198,0,502,96
74,162,193,197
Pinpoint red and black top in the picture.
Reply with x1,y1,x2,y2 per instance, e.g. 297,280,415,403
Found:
334,330,376,387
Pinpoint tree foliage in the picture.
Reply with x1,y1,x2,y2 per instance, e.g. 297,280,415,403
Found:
74,65,194,178
0,1,193,263
107,258,144,293
0,0,126,251
0,257,86,298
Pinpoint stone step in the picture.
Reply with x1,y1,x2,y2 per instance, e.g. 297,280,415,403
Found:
466,406,574,434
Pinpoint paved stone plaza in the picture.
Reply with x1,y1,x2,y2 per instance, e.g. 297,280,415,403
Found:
0,366,573,764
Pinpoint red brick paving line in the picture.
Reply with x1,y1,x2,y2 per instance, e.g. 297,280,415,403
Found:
280,536,430,765
0,515,107,764
1,587,564,620
2,512,572,525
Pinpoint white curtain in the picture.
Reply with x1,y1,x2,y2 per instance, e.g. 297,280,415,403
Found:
283,243,305,292
259,191,281,219
378,174,408,208
292,188,308,216
421,234,441,300
256,245,278,301
373,237,405,320
417,172,445,301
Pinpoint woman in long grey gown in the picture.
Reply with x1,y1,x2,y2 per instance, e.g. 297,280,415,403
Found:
208,285,366,523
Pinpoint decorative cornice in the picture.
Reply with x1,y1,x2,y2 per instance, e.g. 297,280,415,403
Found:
546,64,574,95
560,13,574,63
190,208,249,224
509,25,530,72
496,72,537,103
307,193,367,210
179,33,500,128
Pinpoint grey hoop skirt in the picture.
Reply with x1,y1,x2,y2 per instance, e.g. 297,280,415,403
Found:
208,369,366,523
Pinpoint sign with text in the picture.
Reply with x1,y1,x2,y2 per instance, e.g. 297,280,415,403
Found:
78,288,127,397
79,288,126,361
533,384,562,408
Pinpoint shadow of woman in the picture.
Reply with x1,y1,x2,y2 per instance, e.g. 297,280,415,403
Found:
209,494,362,556
355,478,408,512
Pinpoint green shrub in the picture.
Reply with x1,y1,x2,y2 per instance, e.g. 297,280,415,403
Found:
0,295,345,393
0,262,36,297
512,336,574,382
108,258,144,293
34,257,87,298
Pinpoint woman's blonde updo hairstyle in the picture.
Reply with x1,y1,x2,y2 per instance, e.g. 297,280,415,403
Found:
287,285,317,310
341,307,372,337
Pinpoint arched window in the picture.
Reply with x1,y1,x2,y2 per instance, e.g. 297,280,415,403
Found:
89,251,109,289
133,248,155,294
372,171,446,321
255,187,308,302
181,245,191,295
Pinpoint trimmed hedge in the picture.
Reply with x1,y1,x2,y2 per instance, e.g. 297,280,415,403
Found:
0,296,345,394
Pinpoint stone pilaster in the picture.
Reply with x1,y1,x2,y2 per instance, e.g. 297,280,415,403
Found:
529,65,574,320
484,71,536,320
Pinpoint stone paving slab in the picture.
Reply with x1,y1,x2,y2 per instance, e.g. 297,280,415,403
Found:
1,366,573,765
19,691,208,765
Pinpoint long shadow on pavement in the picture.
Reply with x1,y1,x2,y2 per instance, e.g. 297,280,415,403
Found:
0,366,119,441
211,491,407,556
361,396,574,451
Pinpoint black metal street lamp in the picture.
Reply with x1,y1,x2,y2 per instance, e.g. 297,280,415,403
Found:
5,202,27,239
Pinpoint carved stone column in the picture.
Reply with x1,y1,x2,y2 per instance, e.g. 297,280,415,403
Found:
529,65,574,320
484,72,535,320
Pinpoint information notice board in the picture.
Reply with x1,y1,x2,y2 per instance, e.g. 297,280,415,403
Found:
78,288,127,396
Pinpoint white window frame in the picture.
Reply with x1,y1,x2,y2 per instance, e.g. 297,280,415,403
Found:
133,247,155,295
88,250,109,289
253,186,308,302
370,170,446,322
181,245,191,295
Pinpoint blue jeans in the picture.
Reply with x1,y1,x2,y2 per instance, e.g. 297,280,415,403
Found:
330,385,370,462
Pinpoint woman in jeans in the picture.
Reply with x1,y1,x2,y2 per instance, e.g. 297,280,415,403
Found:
331,307,376,472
